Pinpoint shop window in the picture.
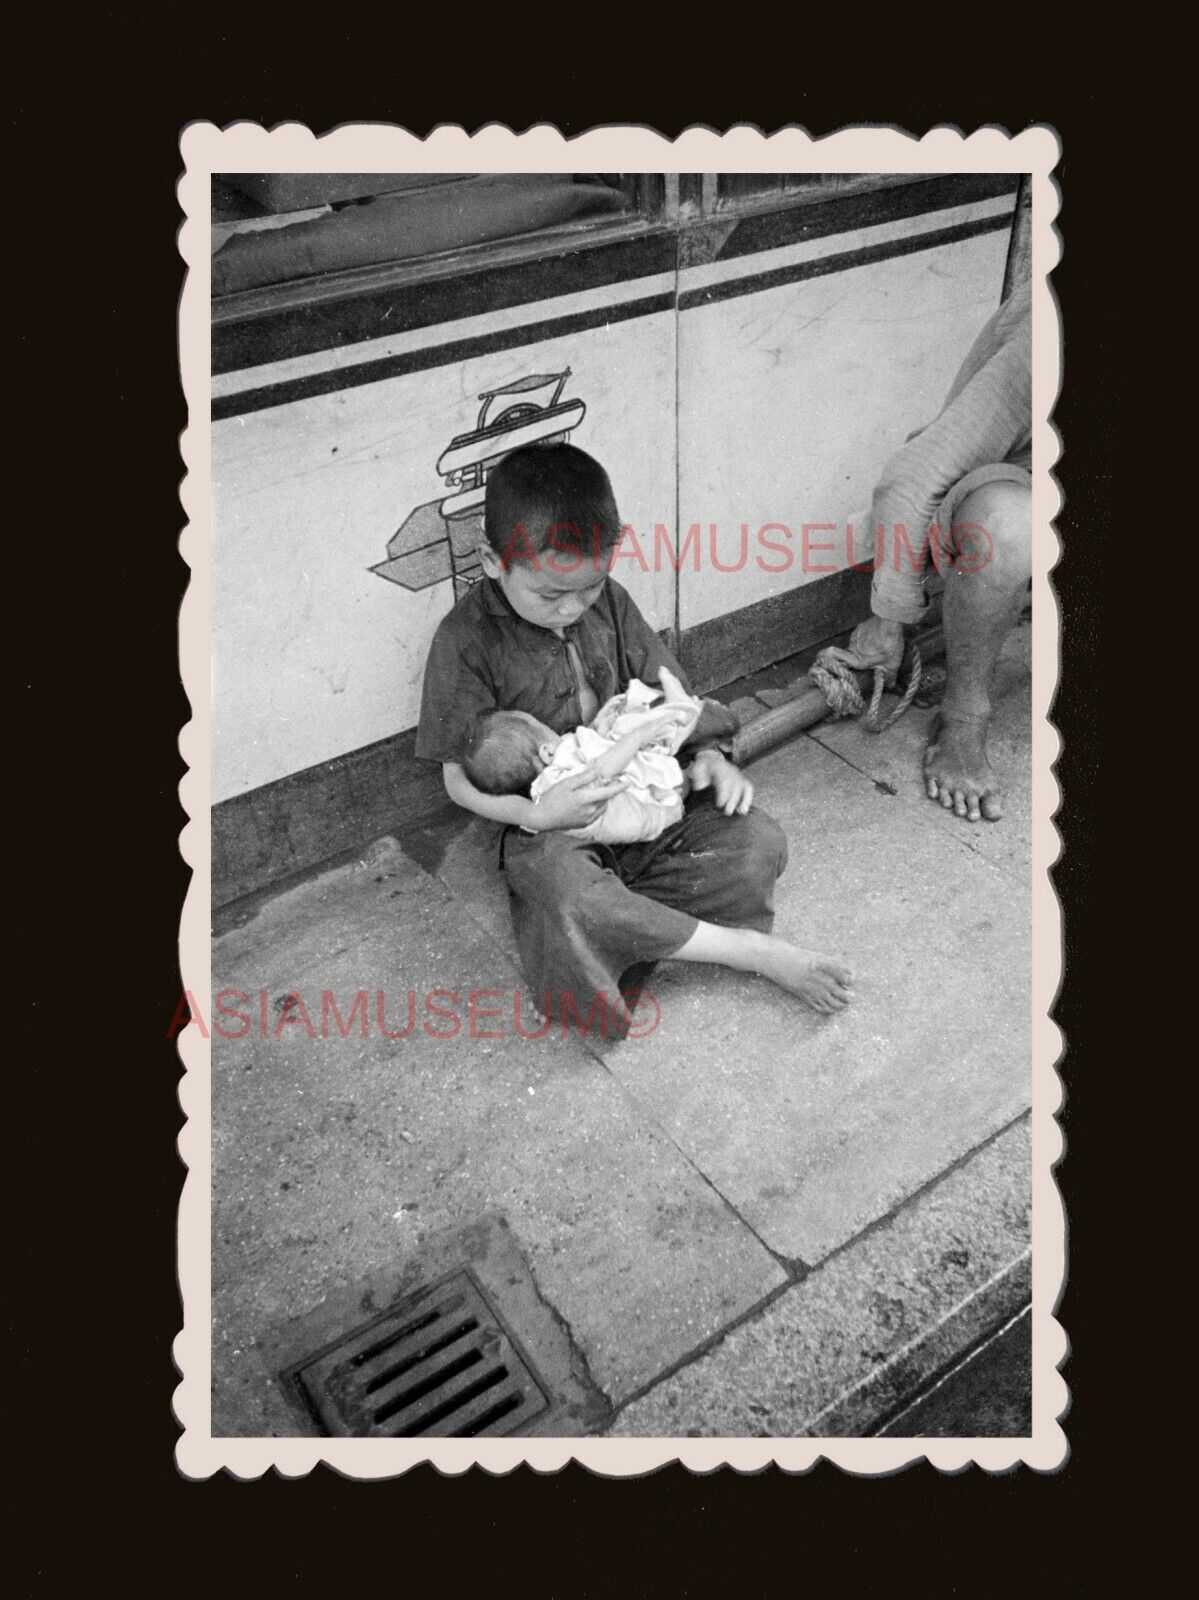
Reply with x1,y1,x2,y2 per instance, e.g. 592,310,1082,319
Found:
212,173,667,299
714,173,870,206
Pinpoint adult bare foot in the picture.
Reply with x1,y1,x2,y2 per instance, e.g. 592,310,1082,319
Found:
753,935,855,1015
924,714,1003,822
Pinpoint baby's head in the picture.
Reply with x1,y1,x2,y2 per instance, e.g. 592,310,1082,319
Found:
462,710,560,796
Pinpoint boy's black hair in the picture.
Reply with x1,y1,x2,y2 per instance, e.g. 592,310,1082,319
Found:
462,710,547,796
483,442,621,569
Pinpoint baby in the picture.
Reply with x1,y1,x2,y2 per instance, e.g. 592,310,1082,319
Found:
463,669,703,844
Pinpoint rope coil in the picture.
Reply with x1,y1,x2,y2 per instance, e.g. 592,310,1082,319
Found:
808,646,923,734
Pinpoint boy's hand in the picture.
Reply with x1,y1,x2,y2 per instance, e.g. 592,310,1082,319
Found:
689,750,754,816
530,770,626,832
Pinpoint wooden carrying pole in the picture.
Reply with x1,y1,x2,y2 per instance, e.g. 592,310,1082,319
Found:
731,624,945,767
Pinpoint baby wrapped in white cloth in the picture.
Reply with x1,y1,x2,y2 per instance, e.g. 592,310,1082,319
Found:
531,668,702,843
460,668,703,845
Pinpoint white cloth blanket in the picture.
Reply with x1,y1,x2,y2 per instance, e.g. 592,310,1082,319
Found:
530,676,703,844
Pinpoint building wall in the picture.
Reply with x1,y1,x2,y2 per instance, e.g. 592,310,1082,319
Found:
210,175,1019,899
676,221,1013,631
213,312,678,802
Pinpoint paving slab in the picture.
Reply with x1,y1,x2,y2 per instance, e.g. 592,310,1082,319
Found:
604,727,1030,1265
808,618,1032,884
609,1117,1031,1437
257,1212,615,1437
211,842,785,1433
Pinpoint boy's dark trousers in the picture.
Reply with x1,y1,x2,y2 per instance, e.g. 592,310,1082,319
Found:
499,793,788,1038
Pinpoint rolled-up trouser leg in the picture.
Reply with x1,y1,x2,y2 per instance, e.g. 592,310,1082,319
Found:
501,828,698,1040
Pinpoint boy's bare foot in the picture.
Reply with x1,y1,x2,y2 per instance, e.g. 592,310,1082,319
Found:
924,714,1003,823
753,935,855,1015
672,922,853,1013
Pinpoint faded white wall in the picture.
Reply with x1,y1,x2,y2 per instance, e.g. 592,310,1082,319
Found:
212,224,1009,805
676,228,1011,629
212,313,677,802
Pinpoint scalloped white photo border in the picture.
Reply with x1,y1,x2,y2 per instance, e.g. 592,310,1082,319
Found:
176,121,1065,1479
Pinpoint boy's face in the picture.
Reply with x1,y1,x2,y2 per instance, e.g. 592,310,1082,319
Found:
479,542,608,634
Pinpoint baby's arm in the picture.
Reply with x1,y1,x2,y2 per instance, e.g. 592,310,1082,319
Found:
657,665,693,706
443,761,625,834
587,709,691,782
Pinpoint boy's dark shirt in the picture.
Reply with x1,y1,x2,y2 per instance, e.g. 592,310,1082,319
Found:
416,575,735,766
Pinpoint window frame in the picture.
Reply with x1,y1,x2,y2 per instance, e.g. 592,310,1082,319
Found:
211,174,678,326
211,172,938,329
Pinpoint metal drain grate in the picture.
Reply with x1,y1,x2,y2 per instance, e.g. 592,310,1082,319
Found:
286,1270,550,1438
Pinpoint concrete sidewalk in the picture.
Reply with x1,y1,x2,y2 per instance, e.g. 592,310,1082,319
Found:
210,622,1032,1438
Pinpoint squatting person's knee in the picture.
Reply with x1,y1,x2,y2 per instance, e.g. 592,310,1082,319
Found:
952,481,1032,586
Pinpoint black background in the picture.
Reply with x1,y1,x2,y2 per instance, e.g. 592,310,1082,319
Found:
11,35,1119,1593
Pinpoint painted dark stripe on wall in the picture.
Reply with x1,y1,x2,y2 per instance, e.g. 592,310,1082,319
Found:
678,211,1016,314
212,174,1017,379
213,229,677,376
698,172,1019,268
213,210,1012,421
212,290,675,421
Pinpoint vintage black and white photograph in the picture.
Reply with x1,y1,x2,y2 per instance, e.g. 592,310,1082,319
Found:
177,126,1064,1472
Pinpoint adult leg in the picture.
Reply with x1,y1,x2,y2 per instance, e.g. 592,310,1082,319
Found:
929,479,1032,821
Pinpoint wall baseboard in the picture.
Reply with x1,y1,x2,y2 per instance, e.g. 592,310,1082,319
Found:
212,568,875,910
680,567,872,695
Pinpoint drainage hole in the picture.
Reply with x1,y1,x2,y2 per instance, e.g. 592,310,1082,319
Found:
350,1310,437,1366
349,1296,465,1367
362,1318,479,1395
389,1365,509,1438
372,1349,485,1425
460,1390,524,1437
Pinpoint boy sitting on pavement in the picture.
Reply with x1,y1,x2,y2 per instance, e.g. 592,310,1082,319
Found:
415,441,854,1034
462,669,700,846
